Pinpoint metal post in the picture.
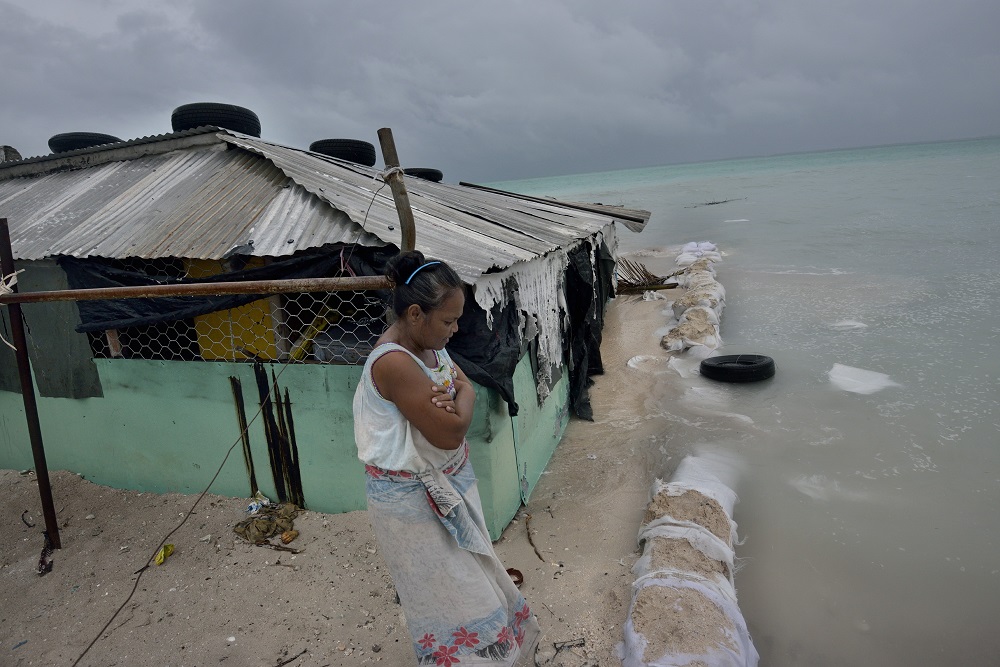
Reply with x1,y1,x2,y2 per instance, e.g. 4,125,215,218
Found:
0,218,61,549
376,128,417,252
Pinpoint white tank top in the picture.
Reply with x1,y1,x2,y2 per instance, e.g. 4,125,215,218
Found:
353,342,461,472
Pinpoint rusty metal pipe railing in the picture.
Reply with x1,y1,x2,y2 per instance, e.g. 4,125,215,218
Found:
0,275,391,306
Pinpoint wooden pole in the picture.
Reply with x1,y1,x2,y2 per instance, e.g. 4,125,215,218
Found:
0,218,61,549
376,128,416,252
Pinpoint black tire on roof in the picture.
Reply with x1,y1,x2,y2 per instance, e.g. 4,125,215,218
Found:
1,145,22,162
700,354,776,383
47,132,123,154
309,139,377,167
171,103,261,137
403,167,443,182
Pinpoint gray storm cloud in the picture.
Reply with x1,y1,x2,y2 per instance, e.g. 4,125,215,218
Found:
2,0,998,182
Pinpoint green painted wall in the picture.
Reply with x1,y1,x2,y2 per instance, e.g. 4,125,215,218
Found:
0,354,568,539
465,385,520,539
0,360,368,509
511,361,571,502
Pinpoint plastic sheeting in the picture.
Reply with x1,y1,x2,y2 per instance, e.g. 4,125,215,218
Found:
827,362,901,394
619,456,758,667
60,250,371,333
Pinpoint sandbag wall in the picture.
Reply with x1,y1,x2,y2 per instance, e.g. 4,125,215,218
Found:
619,456,759,667
660,242,725,352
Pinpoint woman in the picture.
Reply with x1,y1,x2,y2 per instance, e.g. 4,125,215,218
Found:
353,251,540,665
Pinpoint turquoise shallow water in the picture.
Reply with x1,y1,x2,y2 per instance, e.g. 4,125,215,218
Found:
495,138,1000,666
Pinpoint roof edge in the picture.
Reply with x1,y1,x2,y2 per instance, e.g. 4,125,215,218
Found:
457,181,651,231
0,127,228,181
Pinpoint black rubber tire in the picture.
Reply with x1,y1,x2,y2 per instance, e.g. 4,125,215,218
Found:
1,145,22,162
47,132,122,153
404,167,443,182
700,354,775,383
309,139,377,166
171,103,261,137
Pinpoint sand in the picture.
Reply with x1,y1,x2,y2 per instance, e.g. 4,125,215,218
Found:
1,288,683,667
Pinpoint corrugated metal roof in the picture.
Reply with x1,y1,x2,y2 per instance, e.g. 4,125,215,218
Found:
0,138,382,262
0,129,649,282
224,135,645,280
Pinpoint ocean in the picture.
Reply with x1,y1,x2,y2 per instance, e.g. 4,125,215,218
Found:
495,137,1000,666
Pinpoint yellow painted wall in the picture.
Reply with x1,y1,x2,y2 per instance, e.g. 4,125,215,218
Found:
186,259,281,361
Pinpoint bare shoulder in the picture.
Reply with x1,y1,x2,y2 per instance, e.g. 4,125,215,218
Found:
371,349,430,402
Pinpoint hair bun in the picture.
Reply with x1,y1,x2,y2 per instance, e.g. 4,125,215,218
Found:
385,250,426,284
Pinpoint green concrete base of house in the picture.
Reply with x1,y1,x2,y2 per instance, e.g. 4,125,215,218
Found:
0,355,569,540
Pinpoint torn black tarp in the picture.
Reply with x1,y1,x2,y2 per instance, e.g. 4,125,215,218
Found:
563,239,614,420
59,249,377,333
447,296,523,416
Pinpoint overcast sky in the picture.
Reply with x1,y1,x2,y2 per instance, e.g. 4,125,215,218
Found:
2,0,998,182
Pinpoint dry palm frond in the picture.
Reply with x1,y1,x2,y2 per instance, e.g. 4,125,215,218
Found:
616,258,682,293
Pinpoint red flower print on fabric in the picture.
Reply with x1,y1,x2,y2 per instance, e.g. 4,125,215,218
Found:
497,626,514,646
516,627,525,647
433,644,460,666
452,627,480,648
418,633,436,650
514,605,532,623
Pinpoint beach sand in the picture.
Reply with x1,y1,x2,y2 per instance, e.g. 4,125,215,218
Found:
1,285,681,667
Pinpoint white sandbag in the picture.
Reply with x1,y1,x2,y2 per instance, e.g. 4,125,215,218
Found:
682,241,715,253
658,456,738,517
620,456,758,667
620,574,758,667
676,250,723,267
635,520,736,588
661,307,722,352
665,247,725,351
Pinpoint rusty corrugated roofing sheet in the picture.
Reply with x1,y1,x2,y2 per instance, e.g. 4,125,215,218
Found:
224,135,646,279
0,129,649,281
0,138,382,262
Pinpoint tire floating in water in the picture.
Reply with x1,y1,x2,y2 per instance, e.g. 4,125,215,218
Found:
700,354,776,383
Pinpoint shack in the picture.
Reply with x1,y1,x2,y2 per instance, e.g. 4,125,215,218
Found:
0,121,649,538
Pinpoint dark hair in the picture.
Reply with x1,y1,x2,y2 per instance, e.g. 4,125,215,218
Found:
385,251,463,317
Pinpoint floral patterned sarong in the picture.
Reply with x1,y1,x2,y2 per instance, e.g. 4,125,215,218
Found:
366,447,540,665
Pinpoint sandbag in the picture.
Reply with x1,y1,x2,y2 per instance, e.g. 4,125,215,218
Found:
619,456,758,667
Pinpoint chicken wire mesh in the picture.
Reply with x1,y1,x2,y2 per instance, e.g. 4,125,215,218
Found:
84,258,387,364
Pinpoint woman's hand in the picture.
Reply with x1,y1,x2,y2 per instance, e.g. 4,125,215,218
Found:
373,353,475,450
431,385,457,413
431,379,473,413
